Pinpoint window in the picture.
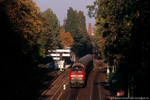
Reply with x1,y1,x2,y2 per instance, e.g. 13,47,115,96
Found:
71,66,83,73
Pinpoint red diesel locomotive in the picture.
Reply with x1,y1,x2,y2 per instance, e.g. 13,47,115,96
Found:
69,54,93,87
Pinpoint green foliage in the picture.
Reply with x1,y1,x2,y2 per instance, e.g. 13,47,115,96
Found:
43,8,60,49
65,7,92,57
88,0,150,97
38,8,60,57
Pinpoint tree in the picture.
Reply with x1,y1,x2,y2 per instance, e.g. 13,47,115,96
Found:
65,7,78,37
1,0,41,68
59,27,74,48
38,8,60,57
88,0,150,97
65,7,92,57
43,8,60,50
0,0,42,99
38,12,50,58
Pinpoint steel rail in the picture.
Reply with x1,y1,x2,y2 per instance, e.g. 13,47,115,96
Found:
38,70,69,100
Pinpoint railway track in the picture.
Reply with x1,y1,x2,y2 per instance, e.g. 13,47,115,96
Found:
37,58,108,100
90,70,102,100
66,88,79,100
38,70,69,100
17,70,64,100
58,59,104,100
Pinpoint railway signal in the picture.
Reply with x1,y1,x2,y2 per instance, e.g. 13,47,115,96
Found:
63,84,66,90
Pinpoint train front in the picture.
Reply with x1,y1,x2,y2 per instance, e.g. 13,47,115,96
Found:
69,63,85,87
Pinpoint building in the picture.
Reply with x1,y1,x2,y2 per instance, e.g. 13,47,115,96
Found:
88,23,92,36
47,49,71,61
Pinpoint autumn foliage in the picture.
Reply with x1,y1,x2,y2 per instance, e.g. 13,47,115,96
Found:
0,0,52,99
5,0,41,46
59,28,74,48
0,0,89,99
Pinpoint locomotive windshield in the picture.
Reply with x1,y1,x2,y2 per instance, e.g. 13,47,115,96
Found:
72,66,83,73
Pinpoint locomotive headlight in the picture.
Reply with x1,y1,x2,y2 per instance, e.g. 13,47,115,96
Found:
71,75,83,77
78,75,83,77
71,75,76,77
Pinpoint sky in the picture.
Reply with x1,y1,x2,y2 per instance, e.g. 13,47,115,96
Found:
33,0,95,30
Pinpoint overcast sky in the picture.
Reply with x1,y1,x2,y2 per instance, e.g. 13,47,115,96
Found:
33,0,95,30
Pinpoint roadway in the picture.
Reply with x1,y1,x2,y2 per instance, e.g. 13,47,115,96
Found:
38,58,110,100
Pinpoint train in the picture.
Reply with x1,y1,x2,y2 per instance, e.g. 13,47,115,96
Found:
69,54,93,87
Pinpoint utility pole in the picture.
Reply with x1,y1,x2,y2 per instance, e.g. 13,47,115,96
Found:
128,74,130,98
